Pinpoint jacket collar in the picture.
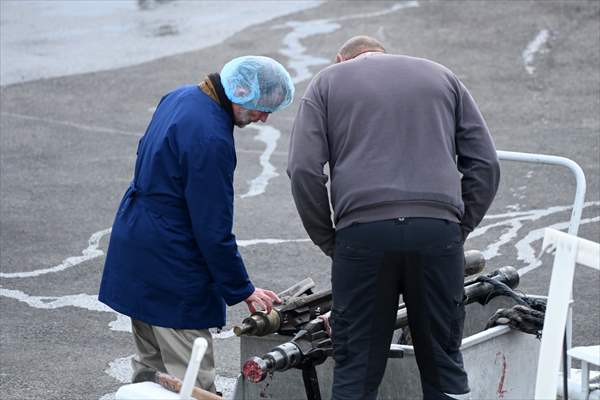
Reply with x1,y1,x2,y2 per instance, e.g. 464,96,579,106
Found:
199,73,234,123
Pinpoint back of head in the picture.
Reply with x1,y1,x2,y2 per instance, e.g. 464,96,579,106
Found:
337,35,386,60
220,56,295,113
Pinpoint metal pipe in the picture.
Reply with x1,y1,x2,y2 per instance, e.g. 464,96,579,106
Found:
497,149,587,378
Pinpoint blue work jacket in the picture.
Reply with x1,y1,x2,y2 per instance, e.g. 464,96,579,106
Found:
99,85,254,329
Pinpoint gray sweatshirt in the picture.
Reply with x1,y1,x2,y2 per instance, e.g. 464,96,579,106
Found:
287,53,500,256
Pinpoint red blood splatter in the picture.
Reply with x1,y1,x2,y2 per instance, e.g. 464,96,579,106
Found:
243,359,265,383
495,352,508,399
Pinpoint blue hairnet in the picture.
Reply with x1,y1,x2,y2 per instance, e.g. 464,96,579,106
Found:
220,56,294,113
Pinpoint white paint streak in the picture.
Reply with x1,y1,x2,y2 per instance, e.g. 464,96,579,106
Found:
479,203,582,222
240,125,281,198
0,228,111,278
98,392,116,400
335,1,419,21
506,204,522,212
277,1,419,84
480,219,523,260
105,355,134,384
215,375,238,400
522,29,550,75
237,238,311,247
279,19,341,83
470,201,600,275
517,216,600,276
0,287,130,332
110,314,133,333
211,329,236,339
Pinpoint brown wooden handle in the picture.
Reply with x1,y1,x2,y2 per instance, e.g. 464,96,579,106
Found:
191,386,223,400
155,372,223,400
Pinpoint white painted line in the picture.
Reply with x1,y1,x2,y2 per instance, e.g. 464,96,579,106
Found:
240,125,281,198
506,204,522,211
279,19,341,84
237,238,312,247
480,219,524,260
238,148,287,157
276,1,419,84
472,204,578,257
478,203,582,221
0,286,130,332
0,228,111,278
522,29,550,75
211,329,236,339
517,216,600,276
215,375,238,400
335,1,419,22
98,392,116,400
105,355,135,384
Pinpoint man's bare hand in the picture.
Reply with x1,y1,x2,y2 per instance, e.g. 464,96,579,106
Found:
244,288,281,314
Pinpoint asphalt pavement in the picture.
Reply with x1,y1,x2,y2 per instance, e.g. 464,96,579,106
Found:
1,1,599,399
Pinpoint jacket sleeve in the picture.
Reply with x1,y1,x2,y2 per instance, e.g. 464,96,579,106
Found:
455,80,501,239
185,135,254,306
287,92,335,257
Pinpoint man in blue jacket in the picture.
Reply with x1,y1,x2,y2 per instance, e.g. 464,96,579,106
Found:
99,56,295,392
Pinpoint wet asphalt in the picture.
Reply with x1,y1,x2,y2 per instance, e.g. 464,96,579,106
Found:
1,1,599,399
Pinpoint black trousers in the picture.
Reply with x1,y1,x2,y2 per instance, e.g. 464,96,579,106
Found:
330,218,469,400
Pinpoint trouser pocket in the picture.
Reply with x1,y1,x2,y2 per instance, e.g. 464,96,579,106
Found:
331,308,349,365
447,296,466,352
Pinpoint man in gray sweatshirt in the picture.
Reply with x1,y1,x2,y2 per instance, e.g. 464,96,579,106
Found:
287,36,500,400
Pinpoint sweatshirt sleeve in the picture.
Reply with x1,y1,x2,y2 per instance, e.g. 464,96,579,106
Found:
185,135,255,305
287,89,335,257
454,80,501,239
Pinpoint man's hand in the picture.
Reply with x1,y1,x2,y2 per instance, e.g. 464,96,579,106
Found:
244,288,281,314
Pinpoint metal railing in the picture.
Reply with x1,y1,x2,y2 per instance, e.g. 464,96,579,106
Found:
497,149,588,377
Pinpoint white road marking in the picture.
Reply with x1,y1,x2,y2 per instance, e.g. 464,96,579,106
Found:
240,125,281,198
279,19,341,84
105,355,135,384
335,1,419,22
516,216,600,276
522,29,551,75
98,392,116,400
276,1,419,84
237,238,312,247
0,287,130,332
211,329,236,339
0,228,111,279
471,201,599,269
216,375,239,400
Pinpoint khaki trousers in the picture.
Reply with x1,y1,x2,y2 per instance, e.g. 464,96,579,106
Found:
130,319,217,393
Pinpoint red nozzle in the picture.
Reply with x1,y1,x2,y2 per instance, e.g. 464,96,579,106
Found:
242,356,269,383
